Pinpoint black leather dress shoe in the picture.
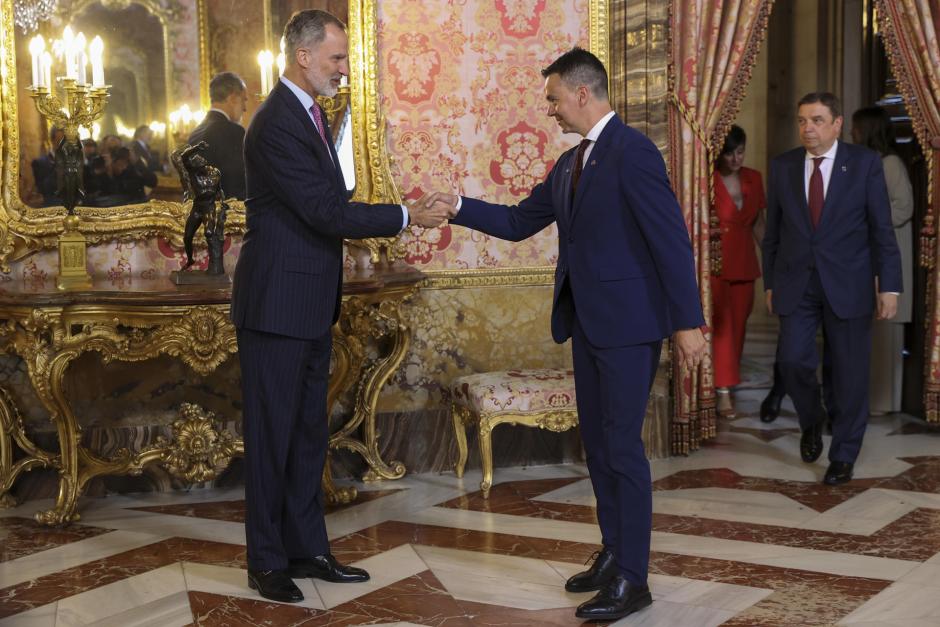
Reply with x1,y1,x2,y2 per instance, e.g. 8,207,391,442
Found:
823,461,854,485
565,548,617,593
575,574,652,621
247,569,304,603
760,392,783,423
800,422,823,462
288,554,370,583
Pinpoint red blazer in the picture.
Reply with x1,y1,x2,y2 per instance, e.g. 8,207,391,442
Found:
713,166,764,281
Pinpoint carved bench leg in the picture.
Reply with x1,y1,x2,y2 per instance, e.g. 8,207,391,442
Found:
477,418,494,499
452,404,469,478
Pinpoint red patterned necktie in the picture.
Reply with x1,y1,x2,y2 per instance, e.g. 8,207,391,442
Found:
309,104,330,148
808,156,824,229
571,138,592,198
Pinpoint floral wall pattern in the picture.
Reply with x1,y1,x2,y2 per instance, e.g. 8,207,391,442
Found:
380,0,589,271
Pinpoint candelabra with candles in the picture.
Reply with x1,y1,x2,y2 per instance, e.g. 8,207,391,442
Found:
257,37,287,98
26,28,109,290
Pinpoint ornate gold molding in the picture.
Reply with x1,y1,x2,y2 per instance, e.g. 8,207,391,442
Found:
590,0,610,72
197,0,210,111
421,266,555,290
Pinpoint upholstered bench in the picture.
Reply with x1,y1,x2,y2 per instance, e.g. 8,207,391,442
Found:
451,369,578,498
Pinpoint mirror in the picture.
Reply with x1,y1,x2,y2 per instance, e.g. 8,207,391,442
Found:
14,0,189,209
0,0,398,268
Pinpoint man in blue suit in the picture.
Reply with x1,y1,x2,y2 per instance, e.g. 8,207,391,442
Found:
426,48,706,622
762,92,901,486
231,9,448,604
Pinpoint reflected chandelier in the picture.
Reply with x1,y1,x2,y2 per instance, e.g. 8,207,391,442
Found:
13,0,58,34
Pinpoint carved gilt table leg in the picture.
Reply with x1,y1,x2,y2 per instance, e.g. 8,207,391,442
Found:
330,290,415,483
0,386,58,509
451,403,469,479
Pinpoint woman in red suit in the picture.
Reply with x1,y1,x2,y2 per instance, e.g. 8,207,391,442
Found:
712,125,765,417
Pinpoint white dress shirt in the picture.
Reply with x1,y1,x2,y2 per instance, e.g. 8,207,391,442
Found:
804,140,839,201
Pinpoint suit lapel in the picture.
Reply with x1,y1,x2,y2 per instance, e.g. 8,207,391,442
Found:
789,152,813,234
274,82,337,174
569,115,618,225
817,143,850,232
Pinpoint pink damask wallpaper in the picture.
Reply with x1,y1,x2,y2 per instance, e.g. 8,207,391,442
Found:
378,0,589,270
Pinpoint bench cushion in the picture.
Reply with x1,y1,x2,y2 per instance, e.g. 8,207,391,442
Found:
451,369,576,415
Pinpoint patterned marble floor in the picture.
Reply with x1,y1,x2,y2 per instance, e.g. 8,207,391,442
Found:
2,386,939,626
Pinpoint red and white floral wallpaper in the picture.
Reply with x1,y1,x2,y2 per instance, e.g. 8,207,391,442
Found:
379,0,589,270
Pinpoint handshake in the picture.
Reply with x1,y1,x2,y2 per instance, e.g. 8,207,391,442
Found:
407,192,460,228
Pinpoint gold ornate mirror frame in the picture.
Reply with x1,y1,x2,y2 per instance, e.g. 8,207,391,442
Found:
0,0,401,271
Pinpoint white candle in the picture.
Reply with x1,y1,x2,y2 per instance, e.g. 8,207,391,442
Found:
28,36,43,87
75,33,87,85
257,51,268,95
63,27,76,80
89,36,104,87
41,51,51,89
276,52,285,78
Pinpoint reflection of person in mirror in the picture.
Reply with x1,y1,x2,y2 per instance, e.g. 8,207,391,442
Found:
172,141,228,274
188,72,248,200
131,125,163,173
31,126,64,206
229,8,449,604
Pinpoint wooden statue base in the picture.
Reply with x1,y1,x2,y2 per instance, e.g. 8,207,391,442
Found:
170,270,231,286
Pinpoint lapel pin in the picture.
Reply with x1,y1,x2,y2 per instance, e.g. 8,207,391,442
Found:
841,165,847,172
591,160,596,166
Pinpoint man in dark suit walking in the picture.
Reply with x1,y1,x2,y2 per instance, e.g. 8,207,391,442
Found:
425,47,706,622
762,92,901,486
231,9,448,603
188,72,248,199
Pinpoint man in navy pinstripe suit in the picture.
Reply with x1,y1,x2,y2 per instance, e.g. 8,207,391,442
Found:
231,9,448,603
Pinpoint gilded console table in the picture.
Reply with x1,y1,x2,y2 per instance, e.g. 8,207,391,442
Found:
0,268,421,525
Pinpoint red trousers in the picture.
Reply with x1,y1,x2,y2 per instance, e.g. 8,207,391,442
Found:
711,278,755,388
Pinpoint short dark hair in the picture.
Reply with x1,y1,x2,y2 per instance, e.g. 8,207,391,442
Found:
209,72,246,103
797,92,842,118
133,125,151,139
113,146,131,162
541,46,608,100
284,9,346,64
852,106,895,156
720,125,747,156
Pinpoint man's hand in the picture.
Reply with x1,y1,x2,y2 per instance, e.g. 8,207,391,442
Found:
408,192,456,228
765,289,773,315
877,292,898,320
420,192,459,218
674,328,706,370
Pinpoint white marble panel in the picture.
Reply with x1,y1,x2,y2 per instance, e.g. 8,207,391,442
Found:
532,478,596,506
54,563,186,626
899,562,940,587
840,582,940,624
0,530,167,589
608,599,734,627
84,590,192,627
652,487,817,527
181,562,325,610
657,578,771,612
415,545,574,610
78,509,247,547
0,603,57,627
313,544,428,609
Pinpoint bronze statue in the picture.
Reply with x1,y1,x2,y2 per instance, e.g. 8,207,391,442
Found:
55,134,85,214
171,141,229,280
